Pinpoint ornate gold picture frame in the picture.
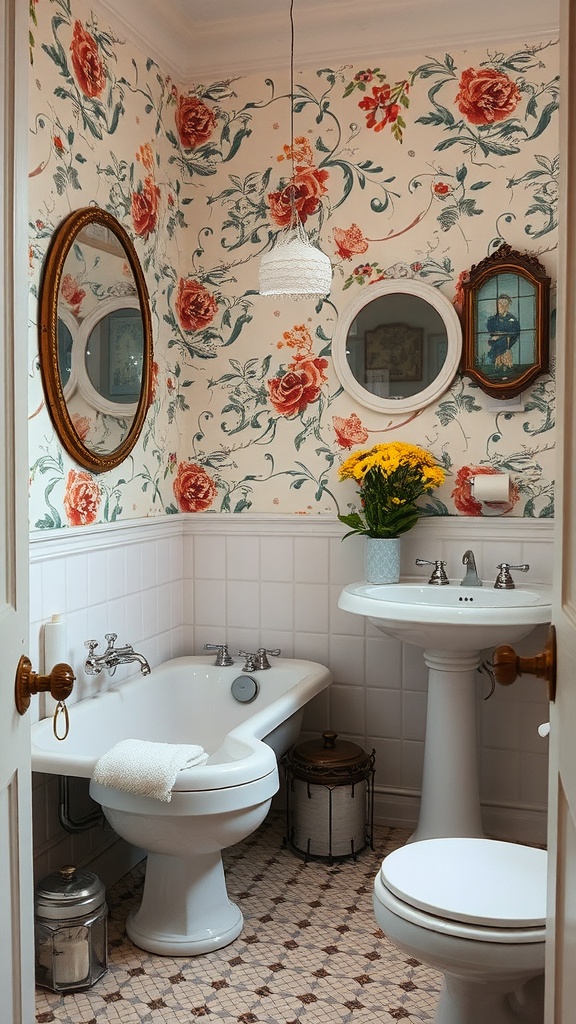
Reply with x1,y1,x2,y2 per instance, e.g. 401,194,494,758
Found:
461,245,551,400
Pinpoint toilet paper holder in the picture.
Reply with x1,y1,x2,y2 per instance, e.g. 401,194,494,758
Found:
467,473,511,515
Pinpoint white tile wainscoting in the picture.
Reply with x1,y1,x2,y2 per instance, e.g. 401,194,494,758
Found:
29,513,553,885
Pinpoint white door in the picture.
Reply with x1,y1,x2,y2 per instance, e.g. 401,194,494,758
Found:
544,0,576,1017
0,0,34,1020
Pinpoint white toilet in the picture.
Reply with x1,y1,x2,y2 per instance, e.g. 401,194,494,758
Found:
373,837,546,1024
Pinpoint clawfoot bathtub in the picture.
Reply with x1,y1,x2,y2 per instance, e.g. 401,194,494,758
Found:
31,655,332,956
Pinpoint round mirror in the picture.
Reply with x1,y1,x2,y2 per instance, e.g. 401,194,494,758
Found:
39,207,153,472
332,278,462,413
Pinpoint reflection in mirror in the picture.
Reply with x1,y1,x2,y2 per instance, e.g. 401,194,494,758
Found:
39,207,153,473
333,279,462,414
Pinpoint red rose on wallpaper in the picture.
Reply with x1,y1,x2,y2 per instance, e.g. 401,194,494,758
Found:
131,176,160,238
173,461,217,512
268,165,329,227
175,95,217,149
60,274,86,317
175,278,218,332
268,357,328,417
63,469,101,526
333,224,369,260
455,67,521,125
148,360,159,404
70,21,106,99
332,413,369,449
358,83,400,132
71,414,91,442
452,465,520,516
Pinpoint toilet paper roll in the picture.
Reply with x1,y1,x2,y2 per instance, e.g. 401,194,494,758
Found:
471,473,510,502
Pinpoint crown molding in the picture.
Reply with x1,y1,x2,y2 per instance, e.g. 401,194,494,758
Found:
94,0,559,84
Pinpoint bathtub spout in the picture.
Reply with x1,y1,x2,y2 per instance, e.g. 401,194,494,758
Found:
85,633,151,676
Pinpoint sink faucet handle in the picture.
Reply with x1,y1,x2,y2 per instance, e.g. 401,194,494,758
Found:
84,639,99,653
104,632,118,647
415,558,449,586
238,651,259,672
256,648,281,669
494,563,530,590
204,643,234,667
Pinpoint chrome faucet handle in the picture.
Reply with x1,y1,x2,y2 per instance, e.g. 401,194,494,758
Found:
238,651,259,672
104,632,118,648
84,639,99,653
204,643,234,667
494,563,529,590
415,558,449,585
255,648,281,670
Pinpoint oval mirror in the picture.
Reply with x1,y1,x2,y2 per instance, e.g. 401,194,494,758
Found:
332,278,462,413
39,207,153,472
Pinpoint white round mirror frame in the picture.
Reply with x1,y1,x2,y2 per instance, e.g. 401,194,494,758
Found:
332,278,463,414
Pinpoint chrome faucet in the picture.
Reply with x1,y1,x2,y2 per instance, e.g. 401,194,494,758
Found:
494,562,529,589
84,633,151,676
461,550,482,587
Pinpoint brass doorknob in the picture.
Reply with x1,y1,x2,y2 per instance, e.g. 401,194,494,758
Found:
492,624,556,702
14,655,75,715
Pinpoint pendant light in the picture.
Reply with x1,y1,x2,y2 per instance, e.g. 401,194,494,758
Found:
258,0,332,301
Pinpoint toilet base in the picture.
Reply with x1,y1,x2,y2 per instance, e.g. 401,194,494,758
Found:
435,972,544,1024
126,850,244,956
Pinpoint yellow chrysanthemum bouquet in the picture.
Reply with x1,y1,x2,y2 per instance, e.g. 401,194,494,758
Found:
338,441,445,539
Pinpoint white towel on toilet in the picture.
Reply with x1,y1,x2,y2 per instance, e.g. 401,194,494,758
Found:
93,739,209,802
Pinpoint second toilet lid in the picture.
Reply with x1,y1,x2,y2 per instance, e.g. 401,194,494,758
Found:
380,838,547,927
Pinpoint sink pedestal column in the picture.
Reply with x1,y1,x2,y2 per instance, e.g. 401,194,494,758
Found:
411,650,484,843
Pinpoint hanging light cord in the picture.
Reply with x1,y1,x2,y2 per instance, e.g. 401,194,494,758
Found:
289,0,297,230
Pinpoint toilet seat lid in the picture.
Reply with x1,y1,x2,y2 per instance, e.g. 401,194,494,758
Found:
380,838,547,928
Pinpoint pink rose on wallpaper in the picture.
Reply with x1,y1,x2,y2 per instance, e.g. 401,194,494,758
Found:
455,67,521,125
175,95,217,149
268,165,329,227
173,462,217,512
131,176,160,238
63,470,101,526
60,274,86,317
70,21,106,99
452,465,520,516
175,278,218,332
333,224,369,260
332,413,369,449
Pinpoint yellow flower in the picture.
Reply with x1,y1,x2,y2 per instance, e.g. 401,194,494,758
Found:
337,440,445,539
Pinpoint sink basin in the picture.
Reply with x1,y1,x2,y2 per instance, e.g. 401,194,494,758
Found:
338,578,552,651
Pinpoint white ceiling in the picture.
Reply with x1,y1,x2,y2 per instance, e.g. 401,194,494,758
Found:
95,0,559,83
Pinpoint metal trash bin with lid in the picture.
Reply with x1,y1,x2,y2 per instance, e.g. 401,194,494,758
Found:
34,864,108,992
283,731,375,863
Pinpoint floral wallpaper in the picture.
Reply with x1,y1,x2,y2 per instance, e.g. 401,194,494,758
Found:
28,0,559,530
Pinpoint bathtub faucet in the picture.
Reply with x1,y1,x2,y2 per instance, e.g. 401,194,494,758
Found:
84,633,151,676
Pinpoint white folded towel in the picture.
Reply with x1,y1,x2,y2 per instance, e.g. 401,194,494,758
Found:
93,739,209,802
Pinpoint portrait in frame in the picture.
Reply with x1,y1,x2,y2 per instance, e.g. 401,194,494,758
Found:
365,322,423,383
461,245,550,399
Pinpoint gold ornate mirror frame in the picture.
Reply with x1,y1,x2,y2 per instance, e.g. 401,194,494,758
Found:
39,207,153,472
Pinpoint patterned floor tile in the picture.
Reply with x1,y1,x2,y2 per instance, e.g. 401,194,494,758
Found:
35,814,440,1024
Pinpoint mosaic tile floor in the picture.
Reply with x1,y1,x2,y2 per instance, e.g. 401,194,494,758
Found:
35,813,441,1023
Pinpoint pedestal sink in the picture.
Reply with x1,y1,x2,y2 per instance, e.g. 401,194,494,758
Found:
338,578,552,841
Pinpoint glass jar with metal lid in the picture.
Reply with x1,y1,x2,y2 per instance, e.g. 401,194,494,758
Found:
283,731,375,862
34,864,108,992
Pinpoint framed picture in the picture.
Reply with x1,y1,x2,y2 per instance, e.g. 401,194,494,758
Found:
461,245,550,399
365,322,423,382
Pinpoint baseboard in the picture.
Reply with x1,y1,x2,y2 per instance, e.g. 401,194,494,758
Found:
373,787,547,846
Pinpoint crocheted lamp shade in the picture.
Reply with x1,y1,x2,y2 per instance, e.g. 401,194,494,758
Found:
259,228,333,301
